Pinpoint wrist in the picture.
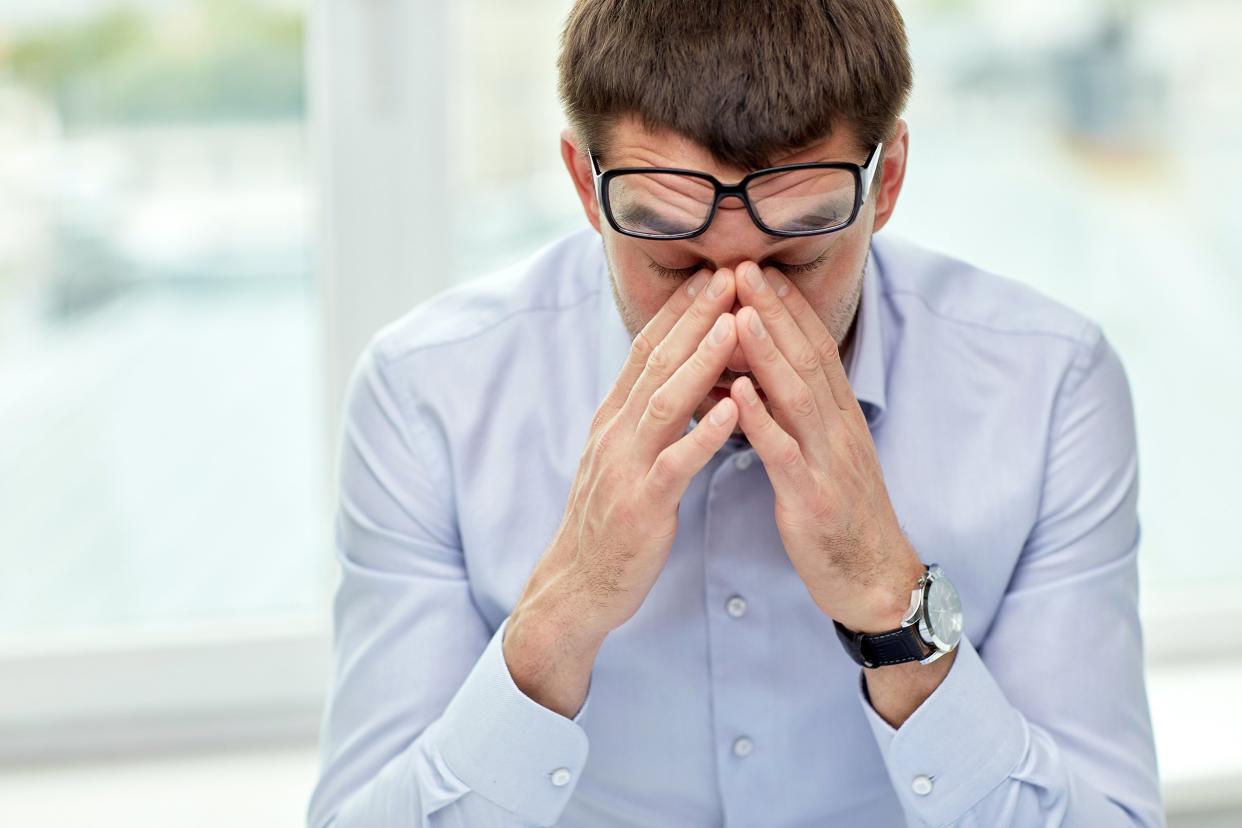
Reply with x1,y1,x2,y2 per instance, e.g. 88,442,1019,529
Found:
847,551,927,634
503,592,606,720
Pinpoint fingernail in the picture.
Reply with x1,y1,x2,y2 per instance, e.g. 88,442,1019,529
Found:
707,271,727,298
708,397,732,425
748,309,766,338
710,313,731,344
765,270,789,297
744,262,766,292
739,377,759,404
686,272,708,297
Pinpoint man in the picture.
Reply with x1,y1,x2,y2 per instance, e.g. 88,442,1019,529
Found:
308,1,1164,826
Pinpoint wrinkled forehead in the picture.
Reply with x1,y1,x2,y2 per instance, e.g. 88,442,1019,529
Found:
593,113,865,181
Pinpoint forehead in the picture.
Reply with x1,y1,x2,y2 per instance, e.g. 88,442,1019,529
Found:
600,113,861,181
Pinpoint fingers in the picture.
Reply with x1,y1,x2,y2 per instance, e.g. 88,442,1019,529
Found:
733,303,829,465
750,264,864,423
617,267,737,428
643,396,738,505
730,375,817,496
634,311,738,457
734,261,840,424
596,267,713,426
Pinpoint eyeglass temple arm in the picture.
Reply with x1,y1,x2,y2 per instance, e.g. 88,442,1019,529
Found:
860,142,884,202
587,147,607,206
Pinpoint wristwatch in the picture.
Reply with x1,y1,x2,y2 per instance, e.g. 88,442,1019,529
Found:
833,563,963,668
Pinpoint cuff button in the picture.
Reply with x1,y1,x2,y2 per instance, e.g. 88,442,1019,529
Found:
550,767,573,786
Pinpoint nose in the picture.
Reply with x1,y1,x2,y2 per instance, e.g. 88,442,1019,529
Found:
683,209,773,379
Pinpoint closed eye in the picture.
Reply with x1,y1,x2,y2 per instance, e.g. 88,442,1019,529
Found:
646,249,830,281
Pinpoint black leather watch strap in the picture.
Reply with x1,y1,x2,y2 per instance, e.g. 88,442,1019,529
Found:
833,619,931,668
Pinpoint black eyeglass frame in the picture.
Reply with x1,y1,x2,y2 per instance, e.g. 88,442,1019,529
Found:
588,141,884,241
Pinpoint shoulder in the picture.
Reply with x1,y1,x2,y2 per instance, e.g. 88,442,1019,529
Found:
871,233,1101,352
367,225,605,372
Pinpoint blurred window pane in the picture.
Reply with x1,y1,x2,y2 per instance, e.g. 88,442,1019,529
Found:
0,0,327,639
886,0,1241,597
451,0,1242,598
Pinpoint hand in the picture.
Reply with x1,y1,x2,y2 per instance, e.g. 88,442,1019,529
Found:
728,261,926,634
510,265,742,650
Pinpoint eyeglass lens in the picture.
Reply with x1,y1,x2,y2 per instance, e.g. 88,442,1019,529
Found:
607,166,857,236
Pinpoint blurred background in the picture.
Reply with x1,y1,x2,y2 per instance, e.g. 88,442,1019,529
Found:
1,0,1239,825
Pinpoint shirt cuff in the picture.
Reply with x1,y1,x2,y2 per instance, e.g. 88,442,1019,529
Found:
855,633,1027,826
430,613,592,826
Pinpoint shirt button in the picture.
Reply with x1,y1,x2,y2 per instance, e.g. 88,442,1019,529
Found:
911,774,933,796
725,595,748,618
550,767,572,786
734,452,753,470
732,736,754,758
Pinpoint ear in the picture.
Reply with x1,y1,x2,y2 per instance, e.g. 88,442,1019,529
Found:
560,127,602,234
870,117,908,235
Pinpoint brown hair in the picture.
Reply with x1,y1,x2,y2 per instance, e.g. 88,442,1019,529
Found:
557,0,912,170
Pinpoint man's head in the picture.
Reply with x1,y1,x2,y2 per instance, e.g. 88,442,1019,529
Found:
557,0,912,431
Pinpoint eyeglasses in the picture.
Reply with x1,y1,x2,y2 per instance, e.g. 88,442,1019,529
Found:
589,142,883,241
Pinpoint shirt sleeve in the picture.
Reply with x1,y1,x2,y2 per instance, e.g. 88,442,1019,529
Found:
853,325,1165,828
306,338,593,828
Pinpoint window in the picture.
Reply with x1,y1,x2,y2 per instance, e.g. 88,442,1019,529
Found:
0,0,330,753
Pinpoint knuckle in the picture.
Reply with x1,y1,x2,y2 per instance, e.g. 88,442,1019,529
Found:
687,346,715,377
775,434,802,468
630,330,655,363
648,450,680,488
793,346,821,377
599,463,628,496
847,402,869,428
612,495,637,523
759,301,784,325
819,336,840,364
790,384,816,419
594,420,620,454
646,387,676,423
646,343,675,378
624,337,654,376
685,296,712,323
843,430,869,464
689,421,717,452
759,343,783,366
590,404,614,434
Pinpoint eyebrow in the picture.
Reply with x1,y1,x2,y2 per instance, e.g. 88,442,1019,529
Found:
614,203,698,236
709,204,843,246
622,205,838,246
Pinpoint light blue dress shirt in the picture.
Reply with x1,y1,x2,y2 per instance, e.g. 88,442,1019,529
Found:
307,226,1164,827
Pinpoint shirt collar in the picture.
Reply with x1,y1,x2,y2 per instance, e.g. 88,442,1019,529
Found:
594,239,888,429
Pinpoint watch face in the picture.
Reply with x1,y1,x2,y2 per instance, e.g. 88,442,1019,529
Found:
925,574,963,650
